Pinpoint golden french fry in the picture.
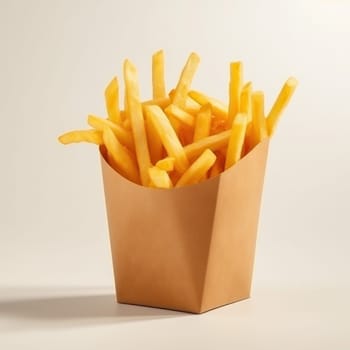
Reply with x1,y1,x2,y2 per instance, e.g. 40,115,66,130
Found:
152,50,166,99
209,151,225,178
123,118,131,131
168,89,200,114
142,97,171,109
227,61,243,127
251,91,268,145
175,149,216,187
87,115,134,151
156,157,175,172
102,126,140,184
105,77,121,124
184,129,231,160
165,104,195,128
225,113,248,169
266,77,298,135
144,105,189,173
148,166,173,189
193,104,211,141
172,53,200,108
243,122,253,155
189,90,228,120
185,95,201,114
123,59,152,186
58,129,103,145
145,115,163,164
240,82,252,120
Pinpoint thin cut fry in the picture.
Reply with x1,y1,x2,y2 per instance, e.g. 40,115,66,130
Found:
58,129,103,145
266,77,298,135
123,59,152,185
105,77,121,124
225,113,248,169
189,90,228,120
168,89,201,114
172,53,200,108
152,50,166,99
185,96,201,114
87,115,134,151
227,61,243,127
193,104,211,141
184,129,231,160
102,126,140,184
175,149,216,187
209,152,225,178
148,166,173,189
142,97,170,109
156,157,175,172
165,104,195,127
252,91,268,145
240,82,252,120
145,115,163,164
144,105,189,173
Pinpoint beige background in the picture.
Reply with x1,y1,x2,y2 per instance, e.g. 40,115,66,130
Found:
1,0,349,349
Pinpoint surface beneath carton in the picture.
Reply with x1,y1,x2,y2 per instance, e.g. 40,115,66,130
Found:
1,285,349,350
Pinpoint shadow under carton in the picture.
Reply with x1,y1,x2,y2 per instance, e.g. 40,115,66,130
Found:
100,139,269,314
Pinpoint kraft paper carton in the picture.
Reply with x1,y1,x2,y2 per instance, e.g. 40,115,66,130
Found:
100,139,269,313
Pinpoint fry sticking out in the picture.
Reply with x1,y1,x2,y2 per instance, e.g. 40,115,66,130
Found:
225,113,248,169
152,50,166,99
227,61,243,127
172,53,200,109
266,77,298,135
123,59,152,185
58,129,103,145
105,77,121,124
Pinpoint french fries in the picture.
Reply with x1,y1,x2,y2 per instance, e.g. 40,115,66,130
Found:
123,59,152,186
58,51,297,187
144,105,189,173
225,113,248,169
152,50,166,99
172,53,200,109
156,157,175,172
59,129,103,145
227,61,243,127
87,115,134,151
148,166,173,189
176,149,216,187
102,126,140,184
266,77,298,135
193,104,212,142
105,77,121,124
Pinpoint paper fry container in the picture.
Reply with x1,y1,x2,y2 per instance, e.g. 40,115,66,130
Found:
100,139,269,313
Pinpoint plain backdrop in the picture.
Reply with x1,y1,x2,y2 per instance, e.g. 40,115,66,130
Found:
0,0,349,349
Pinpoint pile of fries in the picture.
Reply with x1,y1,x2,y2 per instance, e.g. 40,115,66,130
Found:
59,51,297,188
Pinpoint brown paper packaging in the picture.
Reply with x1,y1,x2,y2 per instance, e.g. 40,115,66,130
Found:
100,139,269,313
